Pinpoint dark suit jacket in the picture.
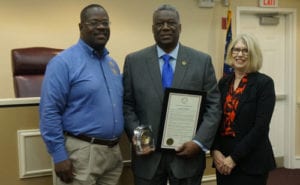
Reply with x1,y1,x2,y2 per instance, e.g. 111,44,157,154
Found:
123,44,221,179
213,72,276,175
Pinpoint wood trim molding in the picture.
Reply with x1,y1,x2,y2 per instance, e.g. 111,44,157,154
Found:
17,129,52,178
0,97,40,107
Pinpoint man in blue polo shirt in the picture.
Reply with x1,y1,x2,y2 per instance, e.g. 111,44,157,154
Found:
39,4,123,185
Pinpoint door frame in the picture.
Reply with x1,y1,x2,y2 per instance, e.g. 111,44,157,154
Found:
236,7,297,168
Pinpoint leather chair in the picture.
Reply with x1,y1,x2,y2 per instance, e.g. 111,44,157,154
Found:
11,47,63,97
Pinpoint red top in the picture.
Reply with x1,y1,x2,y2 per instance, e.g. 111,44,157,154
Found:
221,75,248,137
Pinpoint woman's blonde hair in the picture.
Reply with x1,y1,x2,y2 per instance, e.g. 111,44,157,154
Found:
226,33,263,73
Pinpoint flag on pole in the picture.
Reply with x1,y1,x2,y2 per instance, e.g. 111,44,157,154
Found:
223,9,234,76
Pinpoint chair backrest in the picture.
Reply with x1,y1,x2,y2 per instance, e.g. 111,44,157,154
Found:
11,47,63,97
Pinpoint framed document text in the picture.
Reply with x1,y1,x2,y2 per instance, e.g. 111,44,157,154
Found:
158,88,206,150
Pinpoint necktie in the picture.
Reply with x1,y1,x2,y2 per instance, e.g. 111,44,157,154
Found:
162,54,173,88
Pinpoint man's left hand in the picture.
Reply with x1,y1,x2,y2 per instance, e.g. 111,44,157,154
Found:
175,141,201,158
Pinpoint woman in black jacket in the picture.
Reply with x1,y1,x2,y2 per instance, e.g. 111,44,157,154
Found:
212,33,276,185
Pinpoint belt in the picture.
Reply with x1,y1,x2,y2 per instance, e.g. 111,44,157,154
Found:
65,132,119,147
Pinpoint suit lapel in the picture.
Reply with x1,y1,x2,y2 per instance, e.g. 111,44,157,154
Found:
145,46,164,101
221,75,234,104
235,73,257,116
143,45,190,100
172,45,188,88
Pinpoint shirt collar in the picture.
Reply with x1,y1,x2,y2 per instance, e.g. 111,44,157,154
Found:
156,43,179,60
78,39,109,58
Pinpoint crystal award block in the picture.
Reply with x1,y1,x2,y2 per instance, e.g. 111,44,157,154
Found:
133,125,155,154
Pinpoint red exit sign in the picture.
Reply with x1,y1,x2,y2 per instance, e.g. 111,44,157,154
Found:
259,0,278,7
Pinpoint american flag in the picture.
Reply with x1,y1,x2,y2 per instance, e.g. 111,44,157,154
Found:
223,10,234,76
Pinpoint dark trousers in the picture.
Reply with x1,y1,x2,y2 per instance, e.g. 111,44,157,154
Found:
134,151,204,185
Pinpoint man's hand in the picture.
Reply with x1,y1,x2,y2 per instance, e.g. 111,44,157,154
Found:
132,136,155,155
175,141,201,158
55,159,74,183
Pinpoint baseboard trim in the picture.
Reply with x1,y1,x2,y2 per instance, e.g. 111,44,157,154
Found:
202,174,216,182
275,156,284,167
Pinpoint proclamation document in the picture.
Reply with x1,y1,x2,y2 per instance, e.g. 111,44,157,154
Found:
159,88,206,150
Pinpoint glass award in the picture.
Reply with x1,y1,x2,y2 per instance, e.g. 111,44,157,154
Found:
133,125,155,154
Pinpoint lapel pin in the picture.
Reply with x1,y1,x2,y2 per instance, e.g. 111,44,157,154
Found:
181,61,187,66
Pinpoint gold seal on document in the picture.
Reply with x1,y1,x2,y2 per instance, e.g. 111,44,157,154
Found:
166,138,174,146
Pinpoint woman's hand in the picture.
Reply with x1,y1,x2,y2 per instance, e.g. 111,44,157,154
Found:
212,150,225,173
221,156,236,175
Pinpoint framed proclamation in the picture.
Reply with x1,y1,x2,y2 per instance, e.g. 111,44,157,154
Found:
158,88,206,150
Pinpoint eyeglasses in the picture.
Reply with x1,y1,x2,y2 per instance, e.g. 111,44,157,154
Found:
154,21,178,29
84,20,110,28
232,47,249,55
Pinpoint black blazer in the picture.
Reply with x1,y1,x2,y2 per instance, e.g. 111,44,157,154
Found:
213,72,276,175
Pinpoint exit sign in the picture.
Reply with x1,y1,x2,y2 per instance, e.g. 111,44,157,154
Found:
259,0,278,7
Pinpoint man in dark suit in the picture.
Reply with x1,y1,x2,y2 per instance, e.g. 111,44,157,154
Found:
123,4,221,185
